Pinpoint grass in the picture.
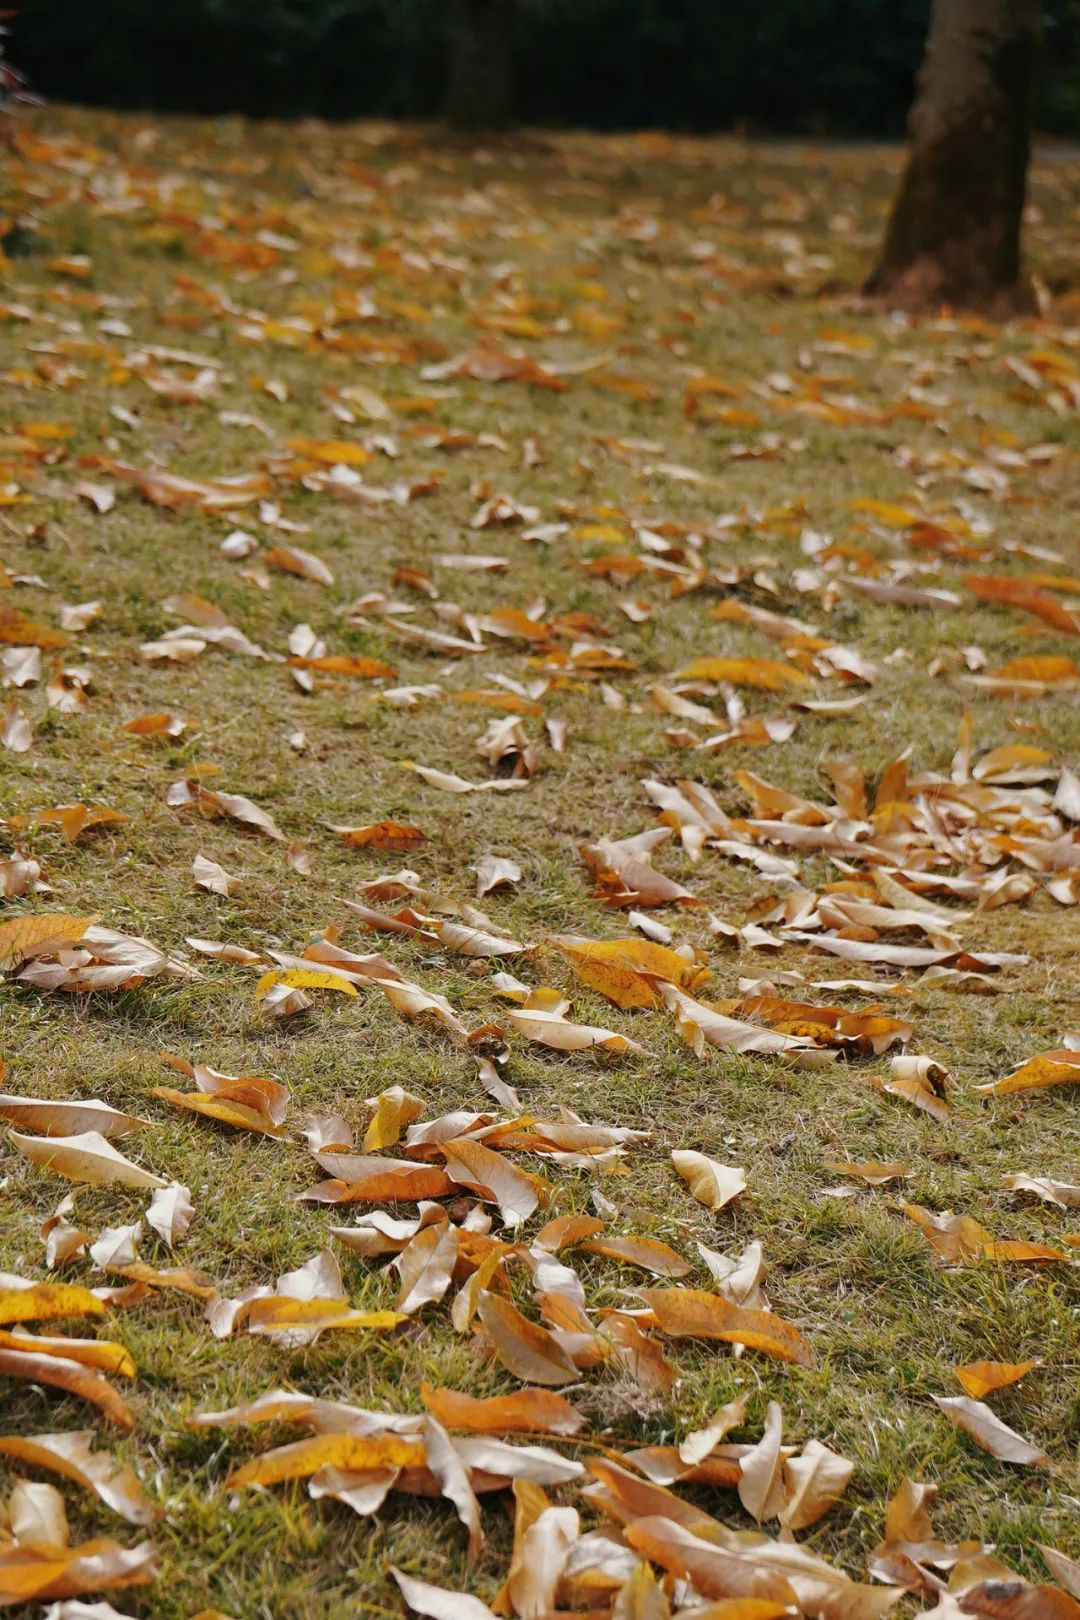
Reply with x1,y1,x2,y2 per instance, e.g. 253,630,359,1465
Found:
1,107,1079,1616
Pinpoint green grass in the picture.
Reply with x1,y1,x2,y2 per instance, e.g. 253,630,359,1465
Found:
0,108,1079,1616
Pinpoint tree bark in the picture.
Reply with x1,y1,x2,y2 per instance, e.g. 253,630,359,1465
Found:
865,0,1042,309
444,0,515,132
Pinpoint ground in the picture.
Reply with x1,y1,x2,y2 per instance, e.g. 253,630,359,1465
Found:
0,109,1079,1618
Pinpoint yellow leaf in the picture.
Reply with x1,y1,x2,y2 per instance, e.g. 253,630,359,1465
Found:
255,968,358,998
0,1283,105,1327
978,1049,1080,1096
550,936,708,1010
0,912,95,970
150,1086,287,1137
676,656,809,691
230,1433,423,1487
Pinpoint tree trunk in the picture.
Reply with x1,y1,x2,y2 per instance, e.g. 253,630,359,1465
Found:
444,0,514,132
865,0,1042,309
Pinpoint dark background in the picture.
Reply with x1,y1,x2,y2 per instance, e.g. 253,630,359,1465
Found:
11,0,1080,136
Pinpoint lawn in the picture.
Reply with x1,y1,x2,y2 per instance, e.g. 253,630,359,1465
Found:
0,107,1079,1618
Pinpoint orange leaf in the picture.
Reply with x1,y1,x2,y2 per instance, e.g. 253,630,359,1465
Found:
956,1358,1040,1399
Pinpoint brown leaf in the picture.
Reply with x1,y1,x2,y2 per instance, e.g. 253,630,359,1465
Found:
0,1095,150,1139
303,1156,455,1204
780,1439,854,1530
335,820,426,850
622,1517,799,1608
580,1236,690,1278
580,834,700,909
960,1580,1080,1619
638,1289,815,1368
395,1224,459,1314
0,1535,158,1607
965,574,1080,635
440,1137,547,1227
505,1007,645,1055
902,1205,1066,1266
738,1401,785,1523
475,1293,579,1385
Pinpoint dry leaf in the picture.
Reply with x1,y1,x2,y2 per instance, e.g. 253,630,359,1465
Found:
192,854,240,896
978,1049,1080,1097
505,1007,645,1056
390,1566,498,1620
738,1401,786,1523
671,1151,746,1212
419,1383,583,1436
932,1396,1049,1466
475,1293,579,1385
955,1360,1040,1399
0,1097,149,1139
0,1431,161,1525
145,1183,194,1247
474,855,522,896
639,1289,815,1367
780,1439,854,1530
10,1132,166,1190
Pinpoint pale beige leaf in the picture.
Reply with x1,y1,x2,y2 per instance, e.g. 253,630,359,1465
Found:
145,1182,194,1247
780,1439,854,1530
932,1395,1049,1466
672,1150,746,1212
391,1566,498,1620
738,1400,785,1523
10,1131,166,1190
192,853,240,896
0,1430,161,1525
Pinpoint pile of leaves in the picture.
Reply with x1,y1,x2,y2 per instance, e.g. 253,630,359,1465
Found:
0,105,1078,1618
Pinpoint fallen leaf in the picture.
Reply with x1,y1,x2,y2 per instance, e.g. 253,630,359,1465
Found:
932,1396,1049,1466
419,1383,583,1436
0,1097,149,1139
738,1401,786,1523
191,854,240,896
671,1150,746,1212
955,1360,1040,1399
0,913,95,971
475,1293,579,1385
505,1007,645,1055
145,1183,194,1247
978,1049,1080,1097
0,1431,161,1525
229,1433,424,1488
0,1346,135,1428
390,1566,498,1620
639,1289,815,1367
780,1438,854,1530
10,1132,166,1190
